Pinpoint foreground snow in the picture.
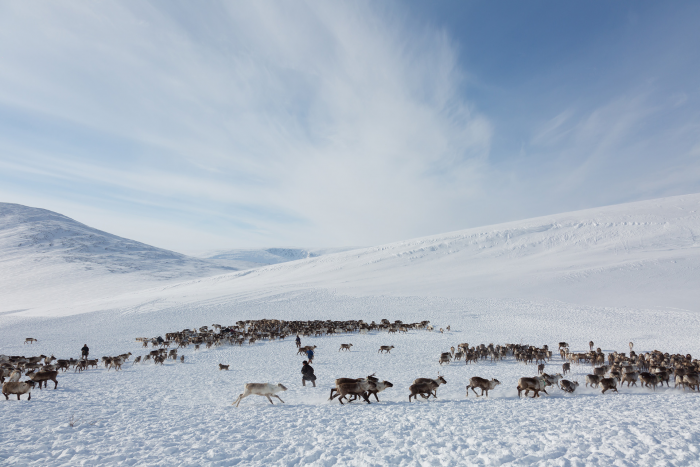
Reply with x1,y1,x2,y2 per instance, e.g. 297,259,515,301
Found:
2,292,700,466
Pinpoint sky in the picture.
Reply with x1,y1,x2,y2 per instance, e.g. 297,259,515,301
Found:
1,1,699,253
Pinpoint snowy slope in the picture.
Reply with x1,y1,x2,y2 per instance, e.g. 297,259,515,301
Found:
0,203,235,313
197,246,360,270
50,193,700,318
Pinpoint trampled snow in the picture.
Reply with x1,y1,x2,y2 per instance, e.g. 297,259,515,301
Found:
2,195,700,466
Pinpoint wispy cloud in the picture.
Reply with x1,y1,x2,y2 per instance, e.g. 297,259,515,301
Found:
0,1,491,249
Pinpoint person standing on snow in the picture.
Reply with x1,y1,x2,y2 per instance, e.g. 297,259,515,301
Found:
306,348,314,364
301,360,316,387
295,335,301,348
81,344,89,361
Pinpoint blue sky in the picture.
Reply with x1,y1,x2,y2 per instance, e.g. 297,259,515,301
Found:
1,1,699,252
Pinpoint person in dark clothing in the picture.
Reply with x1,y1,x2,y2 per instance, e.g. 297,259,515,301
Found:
81,344,89,360
306,348,314,363
156,336,164,344
295,335,301,348
301,360,316,387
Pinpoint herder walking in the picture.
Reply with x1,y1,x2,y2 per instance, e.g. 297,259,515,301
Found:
81,344,89,361
306,347,314,364
295,335,301,348
301,360,316,387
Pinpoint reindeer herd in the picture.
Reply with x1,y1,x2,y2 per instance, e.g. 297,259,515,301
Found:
3,319,700,406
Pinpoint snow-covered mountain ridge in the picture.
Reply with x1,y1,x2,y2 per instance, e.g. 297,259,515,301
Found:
3,194,700,317
0,203,236,312
106,193,700,315
0,203,234,276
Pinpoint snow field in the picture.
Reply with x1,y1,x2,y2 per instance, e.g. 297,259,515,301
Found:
2,291,700,465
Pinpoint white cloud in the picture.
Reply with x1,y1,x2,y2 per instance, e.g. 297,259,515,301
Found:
0,1,492,249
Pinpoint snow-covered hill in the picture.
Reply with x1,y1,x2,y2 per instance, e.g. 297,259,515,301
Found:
0,203,235,313
55,193,699,318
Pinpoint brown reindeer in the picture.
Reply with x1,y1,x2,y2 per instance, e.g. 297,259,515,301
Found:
466,377,501,397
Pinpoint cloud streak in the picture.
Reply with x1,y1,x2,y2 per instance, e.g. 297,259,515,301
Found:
0,1,492,249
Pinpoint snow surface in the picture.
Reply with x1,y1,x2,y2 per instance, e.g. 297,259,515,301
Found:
2,194,700,465
196,247,361,271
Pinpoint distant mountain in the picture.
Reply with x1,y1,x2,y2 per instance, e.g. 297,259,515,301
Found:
197,247,360,270
0,203,234,312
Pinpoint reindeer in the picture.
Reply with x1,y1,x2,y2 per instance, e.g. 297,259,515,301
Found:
466,377,500,397
517,376,548,398
233,383,287,407
560,380,579,393
29,370,58,389
409,380,440,402
682,374,700,391
562,362,570,375
331,380,376,405
329,375,377,400
640,372,660,390
621,371,638,387
413,376,447,398
600,377,619,394
543,373,563,388
585,375,601,388
2,381,35,400
378,346,395,354
297,345,317,356
339,344,353,352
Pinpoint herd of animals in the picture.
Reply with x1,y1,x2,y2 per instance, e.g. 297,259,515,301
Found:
3,319,700,404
